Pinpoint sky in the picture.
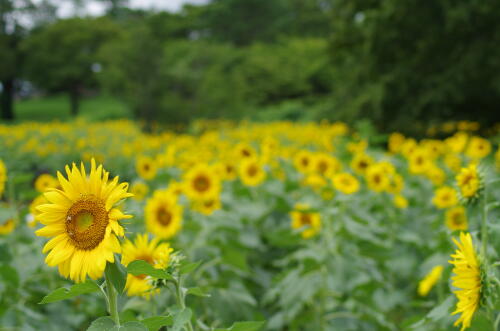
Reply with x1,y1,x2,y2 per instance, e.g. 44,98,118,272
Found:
57,0,209,17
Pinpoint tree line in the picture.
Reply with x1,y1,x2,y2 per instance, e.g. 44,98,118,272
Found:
1,0,499,132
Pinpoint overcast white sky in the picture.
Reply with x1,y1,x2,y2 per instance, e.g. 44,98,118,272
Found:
57,0,209,17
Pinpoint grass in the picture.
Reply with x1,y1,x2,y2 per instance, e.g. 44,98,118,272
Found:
10,94,131,122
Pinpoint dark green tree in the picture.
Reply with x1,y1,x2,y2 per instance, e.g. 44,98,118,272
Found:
22,17,119,116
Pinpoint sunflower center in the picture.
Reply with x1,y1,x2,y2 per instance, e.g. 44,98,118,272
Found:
318,161,328,173
157,207,172,226
300,214,312,226
193,175,210,192
462,174,474,187
373,174,381,184
301,157,309,166
65,195,108,251
247,165,258,177
359,161,368,169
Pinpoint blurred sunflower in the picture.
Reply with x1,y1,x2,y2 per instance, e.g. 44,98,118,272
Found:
121,234,173,297
192,197,221,216
388,132,405,154
183,164,221,200
136,156,157,180
366,164,389,192
432,186,458,209
408,148,431,174
393,195,408,209
0,159,6,198
130,182,149,201
312,153,340,177
456,164,481,199
387,174,404,194
350,153,373,175
332,173,360,195
418,265,443,297
145,190,183,239
465,136,491,159
293,150,313,174
234,142,256,160
290,204,321,239
239,158,266,187
0,219,15,235
35,159,133,283
34,173,58,193
449,232,481,330
445,206,468,231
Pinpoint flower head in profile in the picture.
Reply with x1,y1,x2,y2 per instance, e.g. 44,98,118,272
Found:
35,159,133,283
145,190,183,239
418,265,444,297
0,218,15,235
121,234,173,298
290,203,321,239
449,232,481,330
332,173,360,195
456,164,482,201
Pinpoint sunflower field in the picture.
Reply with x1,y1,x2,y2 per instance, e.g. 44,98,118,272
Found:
0,120,499,331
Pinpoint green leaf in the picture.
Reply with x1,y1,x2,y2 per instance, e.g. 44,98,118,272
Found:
179,261,201,275
215,321,265,331
40,281,100,304
171,308,192,331
186,287,210,297
141,316,173,331
127,260,172,280
105,257,127,293
87,318,148,331
112,321,148,330
0,264,19,287
427,296,454,321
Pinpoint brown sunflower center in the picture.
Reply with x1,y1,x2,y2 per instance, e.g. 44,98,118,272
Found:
300,214,312,226
193,175,210,192
318,161,328,173
65,195,108,251
247,165,258,177
373,174,381,184
359,161,368,169
157,207,172,226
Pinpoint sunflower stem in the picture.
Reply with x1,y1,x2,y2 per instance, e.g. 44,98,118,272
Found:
105,275,120,327
480,185,488,261
173,276,194,331
494,313,500,331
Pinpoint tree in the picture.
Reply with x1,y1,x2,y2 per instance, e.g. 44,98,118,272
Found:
22,17,119,116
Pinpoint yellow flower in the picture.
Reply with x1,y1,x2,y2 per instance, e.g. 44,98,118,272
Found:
332,173,360,195
145,190,183,239
183,163,221,200
432,186,458,209
215,161,237,181
28,194,48,228
445,207,468,231
456,164,481,199
35,159,133,283
239,158,266,187
418,265,444,297
121,234,173,297
136,156,157,180
449,232,481,331
350,153,373,175
293,150,314,174
192,197,221,216
465,136,491,159
34,173,58,193
234,142,256,160
312,153,340,177
365,164,389,192
425,165,446,186
130,182,149,201
495,148,500,171
408,148,431,175
445,153,462,173
445,132,468,154
393,195,408,209
0,219,15,235
0,159,6,198
388,132,405,154
387,174,404,194
290,204,321,239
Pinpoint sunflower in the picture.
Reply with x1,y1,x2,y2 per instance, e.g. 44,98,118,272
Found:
465,136,491,159
121,234,173,297
393,195,408,209
130,182,149,201
183,163,221,200
234,142,256,160
35,159,133,283
136,156,157,180
445,207,468,231
145,190,183,239
432,186,458,209
445,153,462,173
34,173,58,193
425,165,446,186
418,265,444,297
192,196,221,216
365,164,389,192
290,204,321,239
293,150,314,174
350,153,373,175
239,158,266,187
449,232,481,330
332,173,360,195
0,159,6,198
388,132,405,154
312,153,340,177
0,219,15,235
215,160,237,181
302,174,327,191
456,164,481,199
387,174,404,194
408,148,431,174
